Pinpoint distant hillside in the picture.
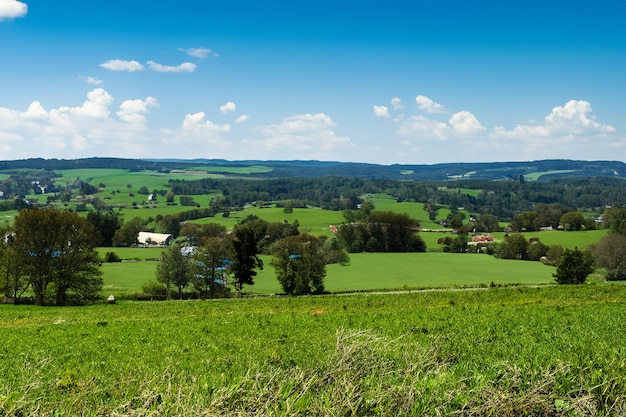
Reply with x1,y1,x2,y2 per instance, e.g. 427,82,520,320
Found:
0,157,625,181
138,158,626,181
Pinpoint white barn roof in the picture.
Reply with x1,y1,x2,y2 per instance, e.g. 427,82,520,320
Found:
137,232,173,246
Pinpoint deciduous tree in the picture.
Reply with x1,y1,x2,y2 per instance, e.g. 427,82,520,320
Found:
230,222,263,297
270,234,326,295
157,244,191,300
12,208,102,305
553,247,594,284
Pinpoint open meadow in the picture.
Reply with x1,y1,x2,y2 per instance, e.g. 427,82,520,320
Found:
1,285,626,416
99,250,558,298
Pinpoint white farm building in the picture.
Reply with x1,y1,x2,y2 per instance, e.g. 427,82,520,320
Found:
137,232,173,247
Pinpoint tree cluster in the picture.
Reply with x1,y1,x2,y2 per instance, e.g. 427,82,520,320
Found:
1,208,102,305
337,210,426,253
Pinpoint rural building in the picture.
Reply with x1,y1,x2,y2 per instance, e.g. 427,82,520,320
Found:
137,232,173,247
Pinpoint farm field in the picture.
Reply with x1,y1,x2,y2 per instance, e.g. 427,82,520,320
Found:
100,249,557,298
1,285,626,416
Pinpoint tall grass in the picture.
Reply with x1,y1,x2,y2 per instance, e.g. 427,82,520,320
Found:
1,286,626,415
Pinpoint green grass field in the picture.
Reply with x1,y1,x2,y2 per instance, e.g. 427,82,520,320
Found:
100,249,557,298
2,285,626,415
195,206,347,236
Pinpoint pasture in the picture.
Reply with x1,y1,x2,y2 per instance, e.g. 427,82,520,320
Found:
100,249,558,298
1,285,626,415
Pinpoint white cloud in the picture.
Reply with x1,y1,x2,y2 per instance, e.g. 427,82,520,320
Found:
0,0,27,20
397,115,449,140
100,59,144,72
416,95,447,114
373,105,390,118
180,47,213,58
81,76,103,85
491,100,616,150
117,97,159,124
159,112,232,152
391,97,404,110
220,101,236,114
147,60,196,73
449,111,486,135
235,114,250,123
258,113,353,156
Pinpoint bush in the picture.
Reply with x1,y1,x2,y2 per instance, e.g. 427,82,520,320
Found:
141,281,167,297
104,251,122,263
553,247,594,284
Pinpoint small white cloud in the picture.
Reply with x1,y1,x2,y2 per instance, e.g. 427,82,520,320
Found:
416,95,447,114
147,60,196,73
449,111,486,135
491,100,615,142
0,0,27,20
117,97,159,124
180,112,231,133
391,97,404,110
180,47,212,58
81,76,103,85
220,101,237,114
158,112,232,153
397,115,449,140
258,113,353,154
235,114,250,123
100,59,144,72
373,105,390,118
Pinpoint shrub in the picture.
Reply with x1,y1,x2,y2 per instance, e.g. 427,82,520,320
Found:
141,281,167,297
104,251,122,263
553,247,594,284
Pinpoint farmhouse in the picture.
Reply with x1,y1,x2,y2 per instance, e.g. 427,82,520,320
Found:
137,232,173,247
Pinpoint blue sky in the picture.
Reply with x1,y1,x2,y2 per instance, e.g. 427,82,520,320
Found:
1,0,625,164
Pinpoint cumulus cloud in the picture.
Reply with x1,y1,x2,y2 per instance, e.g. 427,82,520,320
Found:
219,101,236,114
258,113,353,155
117,97,159,124
449,111,486,135
0,89,158,157
391,97,404,110
491,100,616,149
179,47,213,58
147,60,196,73
373,105,390,118
100,59,144,72
235,114,250,123
397,115,450,140
81,76,103,85
416,95,447,114
159,112,232,151
0,0,27,20
179,112,231,134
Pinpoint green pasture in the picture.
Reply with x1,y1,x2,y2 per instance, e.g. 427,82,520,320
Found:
54,168,223,190
524,170,577,181
195,206,346,236
489,229,608,248
100,249,557,298
364,194,465,229
2,285,626,415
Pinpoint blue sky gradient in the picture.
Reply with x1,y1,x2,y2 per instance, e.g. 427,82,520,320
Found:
1,0,625,164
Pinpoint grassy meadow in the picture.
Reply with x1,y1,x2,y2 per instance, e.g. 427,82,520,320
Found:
2,285,626,416
99,249,558,298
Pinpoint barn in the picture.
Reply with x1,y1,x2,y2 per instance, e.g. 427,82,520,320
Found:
137,232,173,247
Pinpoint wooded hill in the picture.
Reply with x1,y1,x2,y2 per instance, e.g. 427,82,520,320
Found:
1,157,625,181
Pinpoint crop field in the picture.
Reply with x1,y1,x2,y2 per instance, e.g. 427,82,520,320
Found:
2,285,626,416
